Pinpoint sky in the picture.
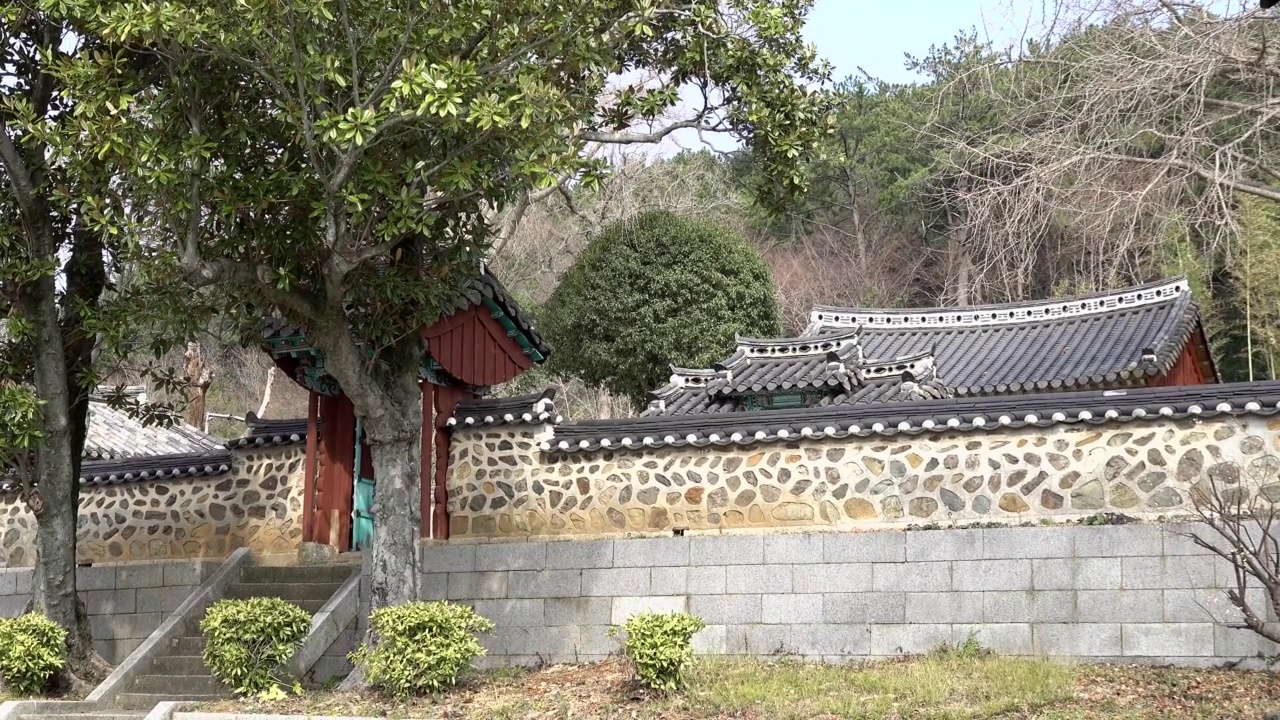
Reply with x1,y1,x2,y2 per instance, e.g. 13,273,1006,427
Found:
803,0,1035,84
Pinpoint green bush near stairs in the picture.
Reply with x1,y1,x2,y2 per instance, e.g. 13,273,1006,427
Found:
351,601,494,697
0,613,66,696
200,597,311,697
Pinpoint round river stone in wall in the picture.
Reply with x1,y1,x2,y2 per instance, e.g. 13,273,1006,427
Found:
844,498,876,520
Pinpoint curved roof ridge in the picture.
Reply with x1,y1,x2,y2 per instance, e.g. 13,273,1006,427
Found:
807,276,1190,332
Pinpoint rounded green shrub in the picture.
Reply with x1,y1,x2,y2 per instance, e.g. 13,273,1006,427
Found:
0,613,66,696
200,597,311,696
541,210,782,405
611,611,705,692
351,601,494,697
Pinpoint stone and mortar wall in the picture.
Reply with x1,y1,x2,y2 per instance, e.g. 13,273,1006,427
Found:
0,559,220,663
0,444,306,566
446,416,1280,539
419,525,1279,667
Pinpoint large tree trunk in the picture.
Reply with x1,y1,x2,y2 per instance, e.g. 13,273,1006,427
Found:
20,243,105,692
58,226,112,686
306,322,423,691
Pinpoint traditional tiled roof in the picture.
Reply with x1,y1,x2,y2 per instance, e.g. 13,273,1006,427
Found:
3,398,235,493
85,397,222,461
225,414,309,449
804,277,1205,396
261,266,548,359
643,277,1209,416
643,332,952,416
447,389,561,428
545,380,1280,453
78,450,234,487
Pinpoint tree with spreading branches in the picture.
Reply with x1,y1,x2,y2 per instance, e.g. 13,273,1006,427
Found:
47,0,833,667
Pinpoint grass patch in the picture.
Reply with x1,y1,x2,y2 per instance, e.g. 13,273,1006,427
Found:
681,654,1073,719
195,654,1280,719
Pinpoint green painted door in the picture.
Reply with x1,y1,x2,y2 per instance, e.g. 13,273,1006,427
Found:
352,420,375,550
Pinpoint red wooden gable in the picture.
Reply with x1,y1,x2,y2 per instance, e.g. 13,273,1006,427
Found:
422,304,534,387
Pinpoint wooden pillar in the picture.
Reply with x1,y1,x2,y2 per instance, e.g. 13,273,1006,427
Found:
315,394,356,551
302,392,320,542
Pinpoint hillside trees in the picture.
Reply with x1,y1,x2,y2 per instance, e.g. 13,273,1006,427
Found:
54,0,833,635
541,210,781,405
926,1,1280,370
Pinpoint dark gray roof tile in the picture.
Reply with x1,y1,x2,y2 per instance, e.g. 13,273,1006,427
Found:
551,381,1280,453
447,389,561,428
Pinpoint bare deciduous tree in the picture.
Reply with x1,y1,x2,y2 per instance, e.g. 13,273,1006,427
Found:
1190,456,1280,645
932,0,1280,302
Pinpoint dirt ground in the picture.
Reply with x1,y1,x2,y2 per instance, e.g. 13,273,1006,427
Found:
194,655,1280,720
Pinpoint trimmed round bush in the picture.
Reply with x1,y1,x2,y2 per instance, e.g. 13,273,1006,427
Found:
0,613,66,696
541,210,782,405
200,597,311,696
351,601,494,697
611,611,705,692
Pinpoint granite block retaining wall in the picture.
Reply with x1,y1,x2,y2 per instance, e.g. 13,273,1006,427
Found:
419,524,1280,667
446,414,1280,539
0,559,219,663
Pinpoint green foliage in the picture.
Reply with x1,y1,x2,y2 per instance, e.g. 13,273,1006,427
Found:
352,601,494,697
932,632,990,660
200,597,311,697
610,611,705,692
542,211,781,404
0,613,67,696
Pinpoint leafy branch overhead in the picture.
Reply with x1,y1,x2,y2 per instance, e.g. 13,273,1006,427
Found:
47,0,832,356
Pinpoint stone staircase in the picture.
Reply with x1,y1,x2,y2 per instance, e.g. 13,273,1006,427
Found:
109,563,355,711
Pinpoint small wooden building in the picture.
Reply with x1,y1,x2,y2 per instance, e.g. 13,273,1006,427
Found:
260,267,548,548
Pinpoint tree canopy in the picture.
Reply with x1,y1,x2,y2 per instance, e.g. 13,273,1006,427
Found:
43,0,834,624
541,210,781,405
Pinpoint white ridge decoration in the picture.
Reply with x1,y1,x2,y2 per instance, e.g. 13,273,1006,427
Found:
897,421,912,431
1052,412,1066,422
1187,405,1202,415
1078,411,1093,420
1246,401,1262,412
808,278,1188,330
1024,414,1039,423
1217,403,1233,412
922,419,937,429
872,422,885,432
1133,408,1147,417
947,418,961,428
1159,406,1174,416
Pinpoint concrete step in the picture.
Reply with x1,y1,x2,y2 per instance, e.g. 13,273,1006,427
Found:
168,636,205,656
132,674,224,695
223,582,341,603
34,714,144,720
115,694,225,711
150,654,207,675
240,565,355,585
